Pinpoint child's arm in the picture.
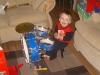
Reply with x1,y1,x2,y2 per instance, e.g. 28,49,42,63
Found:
54,24,59,39
63,32,73,41
54,32,59,39
54,25,58,33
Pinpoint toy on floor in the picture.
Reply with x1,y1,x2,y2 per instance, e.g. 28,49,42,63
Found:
9,64,23,75
34,65,47,70
0,46,10,75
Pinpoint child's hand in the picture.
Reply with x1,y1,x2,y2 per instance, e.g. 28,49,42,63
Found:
59,36,63,40
58,30,65,36
54,33,63,40
54,33,59,39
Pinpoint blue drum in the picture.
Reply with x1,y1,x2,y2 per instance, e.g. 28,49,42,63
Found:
32,26,50,37
21,33,40,63
39,38,54,51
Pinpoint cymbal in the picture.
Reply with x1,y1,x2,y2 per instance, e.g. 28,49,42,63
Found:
15,22,34,33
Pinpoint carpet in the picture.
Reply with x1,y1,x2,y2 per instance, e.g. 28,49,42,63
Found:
5,50,38,75
5,46,91,75
44,46,82,72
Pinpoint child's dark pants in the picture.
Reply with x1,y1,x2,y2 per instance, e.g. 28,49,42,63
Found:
45,36,68,60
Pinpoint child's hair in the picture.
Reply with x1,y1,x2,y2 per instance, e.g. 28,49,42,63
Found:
59,10,72,20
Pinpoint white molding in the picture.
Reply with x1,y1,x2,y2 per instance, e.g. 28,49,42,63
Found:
73,0,76,10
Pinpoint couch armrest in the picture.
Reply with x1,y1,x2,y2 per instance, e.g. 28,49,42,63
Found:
75,20,100,52
38,0,56,13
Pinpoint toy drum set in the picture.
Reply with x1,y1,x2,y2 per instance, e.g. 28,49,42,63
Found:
15,22,54,68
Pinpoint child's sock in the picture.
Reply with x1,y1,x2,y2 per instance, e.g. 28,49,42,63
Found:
41,54,50,60
41,54,45,58
46,55,50,60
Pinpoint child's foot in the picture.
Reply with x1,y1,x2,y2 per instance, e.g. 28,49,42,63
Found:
41,54,50,60
41,54,45,59
46,55,50,60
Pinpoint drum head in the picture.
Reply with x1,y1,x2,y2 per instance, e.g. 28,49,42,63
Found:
39,38,54,51
35,26,49,32
40,38,54,45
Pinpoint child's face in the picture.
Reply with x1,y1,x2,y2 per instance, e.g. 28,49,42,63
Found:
59,13,71,28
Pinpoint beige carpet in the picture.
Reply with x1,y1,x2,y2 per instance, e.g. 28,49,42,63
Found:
17,57,38,75
57,54,82,69
6,46,90,75
44,58,64,72
16,46,82,74
43,46,82,72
